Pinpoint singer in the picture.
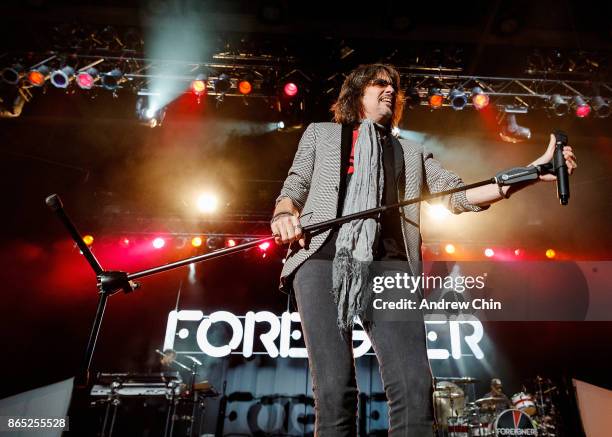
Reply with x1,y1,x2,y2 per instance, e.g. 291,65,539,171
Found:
270,64,577,436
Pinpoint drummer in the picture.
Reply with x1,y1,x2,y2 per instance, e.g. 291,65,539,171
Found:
482,378,512,412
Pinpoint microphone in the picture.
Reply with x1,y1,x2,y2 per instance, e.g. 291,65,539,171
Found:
553,130,570,205
185,355,202,366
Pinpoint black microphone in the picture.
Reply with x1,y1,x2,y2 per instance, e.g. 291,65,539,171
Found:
553,130,570,205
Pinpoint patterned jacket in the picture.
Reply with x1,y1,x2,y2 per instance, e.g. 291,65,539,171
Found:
275,122,487,293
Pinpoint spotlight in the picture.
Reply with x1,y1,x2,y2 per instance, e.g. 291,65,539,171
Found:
226,238,237,247
152,237,165,249
404,87,421,108
283,82,298,98
196,193,219,213
549,94,569,116
191,74,207,96
50,66,75,88
449,89,467,110
445,244,456,254
514,248,521,256
206,236,223,250
592,96,610,118
27,66,50,87
428,88,443,109
545,249,556,259
238,76,253,95
101,68,123,90
499,113,531,143
83,234,94,246
76,67,99,90
214,73,232,94
119,237,131,248
258,241,271,251
191,236,203,248
1,64,24,85
135,96,166,128
572,96,591,118
471,87,489,110
484,248,495,258
277,121,285,130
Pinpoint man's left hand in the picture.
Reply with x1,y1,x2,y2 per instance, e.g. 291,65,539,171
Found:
531,134,578,182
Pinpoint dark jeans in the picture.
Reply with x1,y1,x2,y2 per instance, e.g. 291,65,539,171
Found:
293,259,434,436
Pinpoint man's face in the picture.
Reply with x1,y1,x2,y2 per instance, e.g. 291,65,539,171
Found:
161,352,176,366
361,74,396,125
492,384,502,395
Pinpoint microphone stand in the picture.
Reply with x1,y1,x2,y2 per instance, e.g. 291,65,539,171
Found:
45,164,555,388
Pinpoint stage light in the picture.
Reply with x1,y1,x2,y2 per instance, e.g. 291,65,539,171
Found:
135,96,166,128
428,88,443,109
449,89,467,110
196,193,219,213
119,237,131,248
259,241,271,251
426,204,451,220
545,249,556,259
471,87,489,110
549,94,569,116
191,74,207,95
1,64,24,85
499,113,531,143
591,96,610,118
226,239,237,248
191,236,203,248
76,68,99,90
101,68,123,90
484,248,495,258
445,244,456,254
277,121,285,130
152,237,165,249
83,234,94,246
238,79,253,95
572,96,591,118
514,248,521,256
214,73,232,94
283,82,298,98
206,236,223,250
50,66,75,88
27,66,50,87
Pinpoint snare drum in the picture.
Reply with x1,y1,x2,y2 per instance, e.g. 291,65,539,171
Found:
511,392,537,416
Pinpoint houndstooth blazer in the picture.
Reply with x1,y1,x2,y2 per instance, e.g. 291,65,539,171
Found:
275,122,487,293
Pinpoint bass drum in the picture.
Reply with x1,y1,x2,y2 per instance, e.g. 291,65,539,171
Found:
493,409,538,436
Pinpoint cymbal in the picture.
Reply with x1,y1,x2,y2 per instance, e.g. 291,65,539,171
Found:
475,396,507,405
435,392,464,399
435,376,479,384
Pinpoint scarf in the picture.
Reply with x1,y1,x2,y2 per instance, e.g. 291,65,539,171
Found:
331,119,386,331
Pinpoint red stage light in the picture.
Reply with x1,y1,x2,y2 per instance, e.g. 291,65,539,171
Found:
484,248,495,258
575,104,591,118
238,80,252,95
472,93,490,110
428,94,443,109
83,235,94,246
152,237,165,249
258,241,271,251
191,78,207,95
545,249,556,259
283,82,298,97
76,72,95,89
119,237,131,248
191,237,203,248
226,239,237,247
514,248,521,256
28,70,46,87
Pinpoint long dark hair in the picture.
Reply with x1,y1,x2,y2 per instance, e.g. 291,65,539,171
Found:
331,64,405,127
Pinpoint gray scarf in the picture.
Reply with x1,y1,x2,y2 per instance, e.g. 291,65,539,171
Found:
332,119,385,330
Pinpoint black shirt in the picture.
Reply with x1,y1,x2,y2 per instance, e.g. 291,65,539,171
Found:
311,132,407,261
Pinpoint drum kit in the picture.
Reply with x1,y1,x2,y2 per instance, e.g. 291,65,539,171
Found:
434,376,560,436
